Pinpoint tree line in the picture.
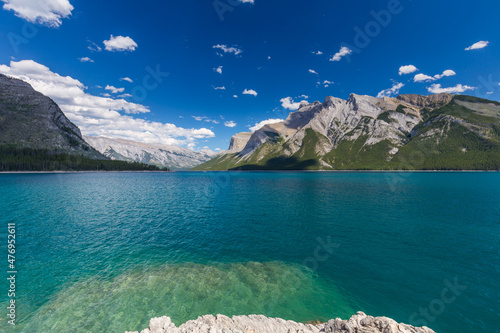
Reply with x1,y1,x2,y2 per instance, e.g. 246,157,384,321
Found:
0,145,170,171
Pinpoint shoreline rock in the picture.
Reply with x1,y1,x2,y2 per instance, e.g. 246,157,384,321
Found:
126,311,435,333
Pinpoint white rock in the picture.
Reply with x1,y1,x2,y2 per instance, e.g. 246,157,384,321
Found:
128,312,435,333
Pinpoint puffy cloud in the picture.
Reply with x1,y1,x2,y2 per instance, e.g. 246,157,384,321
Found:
414,74,435,82
120,77,133,83
434,69,456,80
243,89,257,96
79,57,94,63
224,121,237,127
330,46,352,62
249,118,284,132
105,85,125,94
239,0,254,3
377,82,404,98
280,96,308,110
233,95,238,98
427,84,475,94
308,69,319,75
214,66,223,74
212,44,242,56
465,41,489,51
414,69,456,82
0,60,214,147
213,86,225,90
1,0,73,27
103,35,138,52
399,65,418,75
312,51,323,55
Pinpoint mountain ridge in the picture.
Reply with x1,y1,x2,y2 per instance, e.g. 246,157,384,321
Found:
194,93,500,171
84,136,217,170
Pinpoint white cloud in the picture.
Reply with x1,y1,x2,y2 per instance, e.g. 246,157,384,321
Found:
322,80,334,87
87,41,102,52
233,95,238,98
434,69,456,80
212,44,242,56
0,60,214,147
267,56,271,60
105,85,125,94
213,86,225,90
101,93,111,97
249,118,284,132
414,69,456,82
224,121,237,127
192,116,219,124
118,93,132,98
413,74,435,82
427,84,475,94
103,35,138,52
465,41,489,51
330,46,352,62
215,148,221,151
312,51,323,55
243,89,257,96
120,77,133,83
377,82,404,98
399,65,418,75
239,0,254,3
280,96,308,110
214,66,223,74
79,57,93,63
308,69,319,75
1,0,73,27
298,94,309,99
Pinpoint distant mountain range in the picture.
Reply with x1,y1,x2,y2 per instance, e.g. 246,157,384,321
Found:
194,93,500,170
0,74,216,171
2,73,499,171
84,136,217,170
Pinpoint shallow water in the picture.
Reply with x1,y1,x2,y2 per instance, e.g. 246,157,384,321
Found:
0,172,499,332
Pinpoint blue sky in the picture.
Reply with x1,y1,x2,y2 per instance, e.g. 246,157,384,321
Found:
0,0,499,151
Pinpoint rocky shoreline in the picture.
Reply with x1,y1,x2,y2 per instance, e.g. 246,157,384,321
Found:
127,311,435,333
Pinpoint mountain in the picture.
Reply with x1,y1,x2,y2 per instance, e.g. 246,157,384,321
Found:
0,74,101,158
0,74,166,171
84,136,216,170
194,93,500,170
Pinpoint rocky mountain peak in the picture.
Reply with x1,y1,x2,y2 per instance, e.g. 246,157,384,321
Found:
194,92,500,171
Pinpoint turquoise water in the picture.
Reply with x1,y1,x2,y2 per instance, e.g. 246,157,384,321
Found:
0,172,499,332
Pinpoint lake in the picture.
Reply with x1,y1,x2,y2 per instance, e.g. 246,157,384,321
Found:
0,172,498,332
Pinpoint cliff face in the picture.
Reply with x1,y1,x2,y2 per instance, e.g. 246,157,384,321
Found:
228,132,252,153
0,74,102,158
127,312,435,333
194,93,500,170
